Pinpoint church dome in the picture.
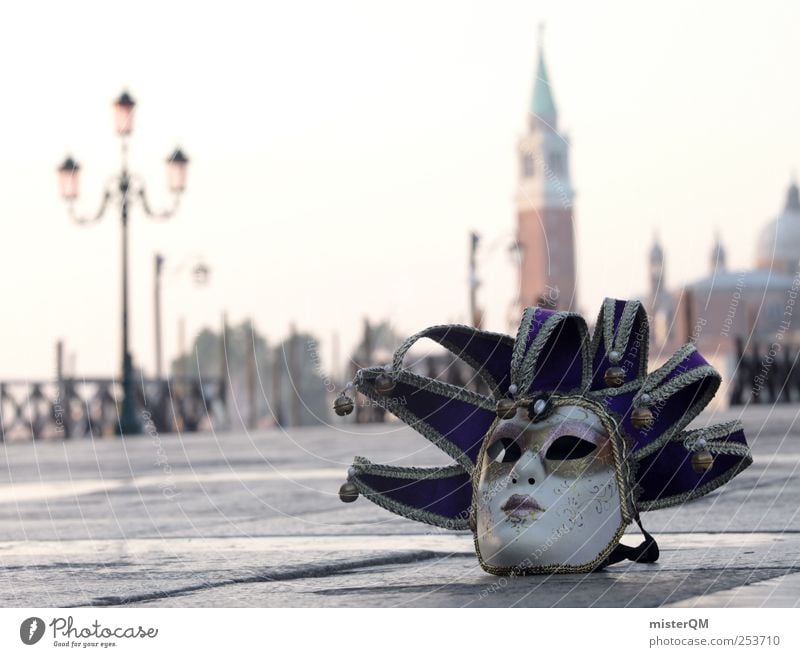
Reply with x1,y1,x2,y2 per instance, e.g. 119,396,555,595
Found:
755,181,800,274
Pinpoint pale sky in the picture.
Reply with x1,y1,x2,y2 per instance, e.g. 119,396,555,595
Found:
1,0,799,380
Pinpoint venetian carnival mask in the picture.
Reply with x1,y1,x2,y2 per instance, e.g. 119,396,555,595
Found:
475,403,626,571
334,299,752,575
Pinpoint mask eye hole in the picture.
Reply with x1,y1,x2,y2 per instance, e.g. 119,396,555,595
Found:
545,435,597,461
487,437,522,464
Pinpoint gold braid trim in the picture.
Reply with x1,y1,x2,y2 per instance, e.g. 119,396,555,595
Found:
584,378,645,398
678,420,745,451
637,344,698,393
600,298,617,358
510,307,536,391
351,456,468,480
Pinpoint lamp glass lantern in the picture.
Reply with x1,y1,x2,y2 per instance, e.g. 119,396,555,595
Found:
166,147,189,193
192,261,210,285
113,91,136,136
57,156,81,200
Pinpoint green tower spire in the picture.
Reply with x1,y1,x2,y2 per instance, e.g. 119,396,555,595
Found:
531,24,557,126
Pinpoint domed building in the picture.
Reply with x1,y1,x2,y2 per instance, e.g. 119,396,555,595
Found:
647,180,800,406
755,181,800,274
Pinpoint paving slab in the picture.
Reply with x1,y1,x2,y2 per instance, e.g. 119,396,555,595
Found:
1,404,798,607
118,532,799,608
667,571,800,608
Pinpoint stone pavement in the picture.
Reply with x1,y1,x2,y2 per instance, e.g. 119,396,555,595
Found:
0,404,798,607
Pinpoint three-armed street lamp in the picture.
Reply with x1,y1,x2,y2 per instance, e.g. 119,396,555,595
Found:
58,90,190,436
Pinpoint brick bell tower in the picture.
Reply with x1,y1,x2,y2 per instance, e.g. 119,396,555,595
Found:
516,27,577,312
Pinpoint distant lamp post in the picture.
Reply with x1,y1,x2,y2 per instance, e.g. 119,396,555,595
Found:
58,89,190,436
153,254,210,380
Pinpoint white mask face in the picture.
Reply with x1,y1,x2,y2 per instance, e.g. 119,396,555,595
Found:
475,404,625,572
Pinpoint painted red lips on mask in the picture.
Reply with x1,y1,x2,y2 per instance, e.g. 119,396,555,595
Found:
501,494,545,517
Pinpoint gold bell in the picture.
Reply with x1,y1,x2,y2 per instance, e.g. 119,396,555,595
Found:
374,373,396,395
495,398,517,419
631,406,654,430
691,450,714,474
333,394,355,416
338,482,359,503
604,366,625,387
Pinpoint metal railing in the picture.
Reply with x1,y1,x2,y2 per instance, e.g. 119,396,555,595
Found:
729,338,800,405
0,377,227,440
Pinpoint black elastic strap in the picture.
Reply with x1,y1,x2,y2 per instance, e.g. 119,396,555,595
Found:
593,516,659,571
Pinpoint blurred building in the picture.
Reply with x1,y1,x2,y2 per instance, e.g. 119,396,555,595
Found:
516,35,577,312
646,180,800,404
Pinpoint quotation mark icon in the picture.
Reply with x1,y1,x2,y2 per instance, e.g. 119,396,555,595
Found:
20,617,45,645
